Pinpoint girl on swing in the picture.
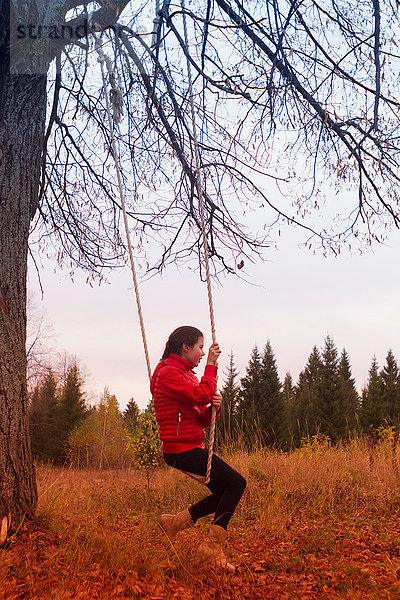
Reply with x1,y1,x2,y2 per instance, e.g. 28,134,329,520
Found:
150,325,246,570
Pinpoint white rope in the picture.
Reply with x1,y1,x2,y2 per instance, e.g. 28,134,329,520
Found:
96,13,217,481
95,37,152,385
180,0,217,485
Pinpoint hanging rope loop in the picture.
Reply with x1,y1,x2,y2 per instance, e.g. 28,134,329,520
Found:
95,34,152,384
96,9,218,481
180,0,217,485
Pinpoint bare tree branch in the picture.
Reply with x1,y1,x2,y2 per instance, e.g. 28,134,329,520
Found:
372,0,381,130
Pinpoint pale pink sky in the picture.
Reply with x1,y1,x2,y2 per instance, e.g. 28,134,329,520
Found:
28,225,400,411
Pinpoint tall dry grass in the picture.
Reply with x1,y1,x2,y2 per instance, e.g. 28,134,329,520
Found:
5,434,400,599
34,433,400,570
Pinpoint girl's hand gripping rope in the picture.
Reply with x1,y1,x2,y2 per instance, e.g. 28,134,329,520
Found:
212,392,222,411
207,342,221,366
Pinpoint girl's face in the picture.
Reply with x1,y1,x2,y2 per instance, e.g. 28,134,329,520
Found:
181,336,205,367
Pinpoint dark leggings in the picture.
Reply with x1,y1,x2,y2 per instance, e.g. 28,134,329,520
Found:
163,448,246,530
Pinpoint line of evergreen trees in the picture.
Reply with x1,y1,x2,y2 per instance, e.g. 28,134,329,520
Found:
28,365,158,468
29,364,87,462
218,336,400,447
29,336,400,464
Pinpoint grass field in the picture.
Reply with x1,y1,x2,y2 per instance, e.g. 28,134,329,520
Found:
2,437,400,599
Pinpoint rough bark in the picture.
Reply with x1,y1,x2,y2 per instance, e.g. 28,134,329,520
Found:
0,0,131,527
0,51,47,520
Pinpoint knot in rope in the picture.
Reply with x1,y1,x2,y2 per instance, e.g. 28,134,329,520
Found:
95,37,124,126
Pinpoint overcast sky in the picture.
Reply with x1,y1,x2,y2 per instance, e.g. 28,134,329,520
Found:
28,218,400,411
22,4,400,412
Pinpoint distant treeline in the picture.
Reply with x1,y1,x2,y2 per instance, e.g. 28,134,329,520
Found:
218,336,400,447
28,365,157,468
28,337,400,466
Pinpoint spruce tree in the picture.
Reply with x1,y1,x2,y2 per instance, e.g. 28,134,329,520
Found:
259,341,284,446
282,372,295,445
380,350,400,423
359,358,384,430
282,372,294,405
123,398,140,433
237,342,283,447
29,370,60,462
218,351,239,445
317,336,340,440
237,346,263,444
293,339,354,442
293,346,323,439
336,349,359,435
57,364,87,461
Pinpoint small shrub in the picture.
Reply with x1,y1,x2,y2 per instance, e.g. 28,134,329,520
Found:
126,401,162,486
297,432,331,455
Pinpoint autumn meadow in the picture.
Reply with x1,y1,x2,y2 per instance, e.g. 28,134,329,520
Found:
2,433,400,600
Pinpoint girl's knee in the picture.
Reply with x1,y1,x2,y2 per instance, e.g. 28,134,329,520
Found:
238,474,247,495
231,472,246,496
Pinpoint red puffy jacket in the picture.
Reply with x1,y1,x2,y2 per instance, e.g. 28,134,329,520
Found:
150,353,220,453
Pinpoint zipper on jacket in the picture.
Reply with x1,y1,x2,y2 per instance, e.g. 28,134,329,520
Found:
176,412,181,436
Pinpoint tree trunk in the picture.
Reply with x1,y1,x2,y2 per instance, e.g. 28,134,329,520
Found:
0,51,47,521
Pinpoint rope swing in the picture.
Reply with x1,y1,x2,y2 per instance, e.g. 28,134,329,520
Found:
180,0,217,485
95,2,218,484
